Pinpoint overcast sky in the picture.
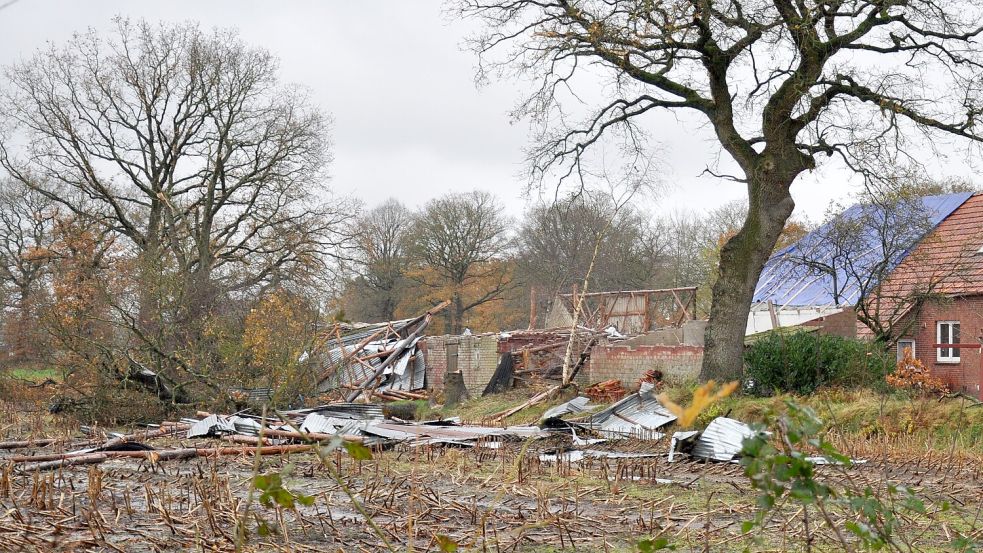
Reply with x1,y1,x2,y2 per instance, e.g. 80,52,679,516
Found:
0,0,975,222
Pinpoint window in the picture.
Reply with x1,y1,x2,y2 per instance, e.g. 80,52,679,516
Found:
937,321,961,363
897,339,916,361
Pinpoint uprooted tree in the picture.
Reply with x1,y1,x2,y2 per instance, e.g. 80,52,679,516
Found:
457,0,983,380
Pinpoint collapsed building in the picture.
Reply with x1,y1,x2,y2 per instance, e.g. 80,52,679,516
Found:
312,287,708,402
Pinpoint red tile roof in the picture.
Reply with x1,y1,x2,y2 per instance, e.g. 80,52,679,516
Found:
876,193,983,304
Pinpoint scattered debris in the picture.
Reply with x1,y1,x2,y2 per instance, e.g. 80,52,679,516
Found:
639,369,664,387
539,449,662,463
361,422,547,446
691,417,760,462
187,414,237,438
314,301,450,402
667,430,700,463
582,382,676,439
542,396,591,420
585,379,627,403
668,417,762,462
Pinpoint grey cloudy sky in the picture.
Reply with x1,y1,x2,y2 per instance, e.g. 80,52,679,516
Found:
0,0,974,222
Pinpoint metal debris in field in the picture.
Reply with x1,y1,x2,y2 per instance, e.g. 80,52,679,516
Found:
582,382,676,439
314,302,450,401
691,417,759,461
542,396,591,420
667,430,700,463
300,412,376,437
539,449,662,463
298,402,386,420
668,417,762,462
187,414,237,438
361,422,548,445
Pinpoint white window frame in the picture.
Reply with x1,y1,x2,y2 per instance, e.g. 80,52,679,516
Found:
897,339,916,361
937,321,961,364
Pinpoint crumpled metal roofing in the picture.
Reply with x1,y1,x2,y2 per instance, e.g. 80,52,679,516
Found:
300,412,375,436
543,396,591,419
583,383,676,439
187,414,237,438
539,449,662,463
753,192,972,307
689,417,759,462
667,430,700,463
304,403,386,420
361,422,547,445
318,338,427,393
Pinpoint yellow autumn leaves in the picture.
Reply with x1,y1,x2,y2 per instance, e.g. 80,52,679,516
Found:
658,380,739,428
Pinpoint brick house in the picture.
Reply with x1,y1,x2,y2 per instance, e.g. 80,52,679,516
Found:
870,194,983,397
755,192,983,398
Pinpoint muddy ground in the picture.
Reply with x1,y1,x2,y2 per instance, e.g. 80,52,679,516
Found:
1,412,982,553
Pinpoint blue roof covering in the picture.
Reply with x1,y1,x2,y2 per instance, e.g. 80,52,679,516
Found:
753,192,972,307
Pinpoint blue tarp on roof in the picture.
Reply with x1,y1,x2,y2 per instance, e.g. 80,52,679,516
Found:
753,192,972,307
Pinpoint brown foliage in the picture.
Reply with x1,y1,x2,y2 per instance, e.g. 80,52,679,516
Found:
886,348,949,396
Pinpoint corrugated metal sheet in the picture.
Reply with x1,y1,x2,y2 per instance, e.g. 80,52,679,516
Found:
667,430,700,463
319,338,426,393
754,192,971,307
543,396,591,419
361,422,547,445
301,403,386,420
584,383,676,439
689,417,758,462
300,413,376,436
187,414,236,438
539,449,662,463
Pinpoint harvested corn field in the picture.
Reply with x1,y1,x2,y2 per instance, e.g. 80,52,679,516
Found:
3,390,983,552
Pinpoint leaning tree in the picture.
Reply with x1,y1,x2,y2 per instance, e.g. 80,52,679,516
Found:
456,0,983,379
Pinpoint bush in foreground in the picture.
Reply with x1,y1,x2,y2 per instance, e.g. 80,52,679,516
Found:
744,331,893,396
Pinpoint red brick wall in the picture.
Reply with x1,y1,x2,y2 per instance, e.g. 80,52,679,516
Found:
802,308,858,338
420,340,445,391
895,296,983,398
588,344,703,389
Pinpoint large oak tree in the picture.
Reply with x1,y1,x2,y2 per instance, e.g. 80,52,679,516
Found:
457,0,983,379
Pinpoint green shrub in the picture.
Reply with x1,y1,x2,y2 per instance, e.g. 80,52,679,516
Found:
743,331,893,396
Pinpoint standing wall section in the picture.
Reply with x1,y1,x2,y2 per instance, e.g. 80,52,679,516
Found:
422,334,501,396
588,344,703,389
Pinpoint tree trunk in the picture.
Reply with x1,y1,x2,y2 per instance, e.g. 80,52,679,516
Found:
451,292,465,334
13,283,33,362
700,179,795,381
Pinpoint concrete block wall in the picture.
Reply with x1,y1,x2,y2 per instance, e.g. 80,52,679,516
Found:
588,344,703,389
421,334,501,396
460,335,500,395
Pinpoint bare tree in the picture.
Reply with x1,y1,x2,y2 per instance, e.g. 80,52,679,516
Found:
410,191,512,333
0,18,345,322
518,192,664,309
457,0,983,380
345,199,413,321
0,179,55,362
0,19,353,403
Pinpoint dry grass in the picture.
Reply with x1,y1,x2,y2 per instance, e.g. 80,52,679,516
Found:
1,383,983,550
1,424,981,551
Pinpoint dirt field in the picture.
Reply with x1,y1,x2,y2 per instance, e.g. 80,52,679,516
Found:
1,400,982,553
